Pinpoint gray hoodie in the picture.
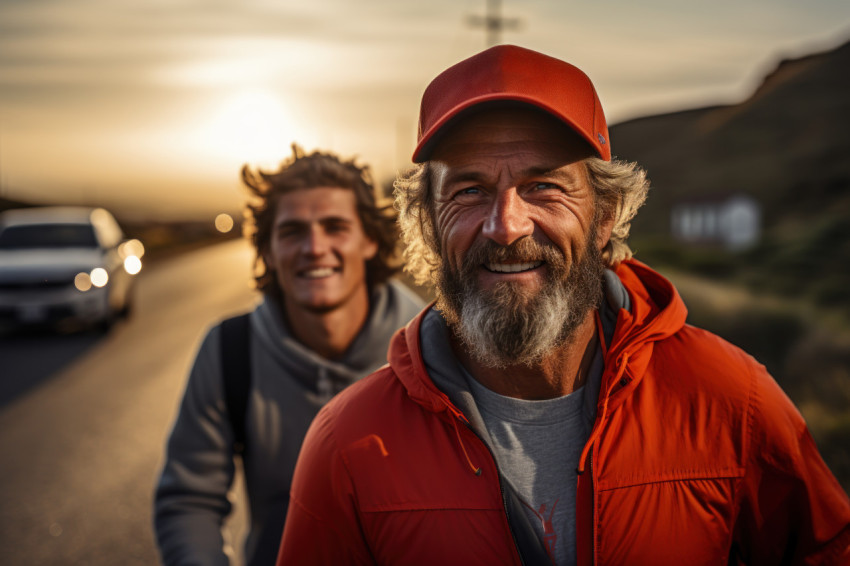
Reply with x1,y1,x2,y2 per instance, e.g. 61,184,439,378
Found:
154,280,424,566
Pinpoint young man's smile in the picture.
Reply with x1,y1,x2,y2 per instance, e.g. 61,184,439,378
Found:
298,266,340,279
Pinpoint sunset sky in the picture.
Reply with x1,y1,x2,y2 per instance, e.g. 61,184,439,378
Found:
1,0,848,221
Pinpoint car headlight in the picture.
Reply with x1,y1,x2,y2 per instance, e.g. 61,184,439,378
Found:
91,268,109,288
74,267,110,292
75,272,93,292
123,255,142,275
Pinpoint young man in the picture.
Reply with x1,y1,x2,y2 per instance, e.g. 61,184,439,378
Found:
276,47,850,564
153,146,423,566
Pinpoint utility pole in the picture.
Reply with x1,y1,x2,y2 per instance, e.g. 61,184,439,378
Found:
466,0,521,47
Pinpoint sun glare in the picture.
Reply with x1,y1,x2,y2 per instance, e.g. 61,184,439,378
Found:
201,89,300,164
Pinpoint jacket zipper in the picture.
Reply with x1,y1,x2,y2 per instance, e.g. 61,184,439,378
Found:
460,419,527,566
577,444,596,566
589,451,596,566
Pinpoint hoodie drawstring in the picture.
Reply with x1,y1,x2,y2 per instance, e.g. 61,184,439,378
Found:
448,408,482,476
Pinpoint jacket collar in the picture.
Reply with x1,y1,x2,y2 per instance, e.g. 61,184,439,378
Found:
388,259,688,415
602,260,688,395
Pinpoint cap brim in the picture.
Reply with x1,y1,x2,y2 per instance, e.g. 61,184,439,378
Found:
413,96,608,163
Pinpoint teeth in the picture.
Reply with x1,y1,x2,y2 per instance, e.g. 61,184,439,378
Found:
302,267,335,278
486,261,543,273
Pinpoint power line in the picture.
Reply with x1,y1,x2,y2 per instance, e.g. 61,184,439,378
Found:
466,0,521,47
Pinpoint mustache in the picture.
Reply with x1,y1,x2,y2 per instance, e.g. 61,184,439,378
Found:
460,238,567,275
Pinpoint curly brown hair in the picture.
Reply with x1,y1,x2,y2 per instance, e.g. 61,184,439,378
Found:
242,144,400,296
393,157,649,287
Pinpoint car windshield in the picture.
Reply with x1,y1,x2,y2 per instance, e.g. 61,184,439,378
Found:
0,224,99,250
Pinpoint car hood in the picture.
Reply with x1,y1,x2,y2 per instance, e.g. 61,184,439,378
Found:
0,249,103,282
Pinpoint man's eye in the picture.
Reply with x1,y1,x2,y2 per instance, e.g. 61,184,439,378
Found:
455,186,482,198
532,182,559,191
277,226,304,239
325,222,349,233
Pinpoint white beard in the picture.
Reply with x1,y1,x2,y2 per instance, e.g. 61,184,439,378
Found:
437,235,603,369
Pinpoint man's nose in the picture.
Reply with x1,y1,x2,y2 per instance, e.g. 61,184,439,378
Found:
302,226,330,256
481,188,534,246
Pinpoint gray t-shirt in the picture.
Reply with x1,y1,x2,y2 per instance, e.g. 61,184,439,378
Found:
462,351,601,565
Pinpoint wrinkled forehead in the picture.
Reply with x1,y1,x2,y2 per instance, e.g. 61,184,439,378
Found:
426,105,595,191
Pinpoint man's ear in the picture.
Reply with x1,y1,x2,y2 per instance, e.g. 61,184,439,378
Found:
262,248,274,273
362,237,379,262
596,210,616,252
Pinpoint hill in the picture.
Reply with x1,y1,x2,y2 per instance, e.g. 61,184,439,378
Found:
613,37,850,225
610,37,850,311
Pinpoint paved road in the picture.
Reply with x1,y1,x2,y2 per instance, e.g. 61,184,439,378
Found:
0,239,259,566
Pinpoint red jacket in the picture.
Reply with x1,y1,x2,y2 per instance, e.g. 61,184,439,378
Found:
278,261,850,565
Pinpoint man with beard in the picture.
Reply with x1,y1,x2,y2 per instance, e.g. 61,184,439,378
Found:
276,46,850,565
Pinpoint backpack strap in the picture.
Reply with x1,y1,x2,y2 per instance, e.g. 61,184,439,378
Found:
219,313,252,456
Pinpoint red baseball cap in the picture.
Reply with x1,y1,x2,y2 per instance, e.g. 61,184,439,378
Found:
413,44,611,162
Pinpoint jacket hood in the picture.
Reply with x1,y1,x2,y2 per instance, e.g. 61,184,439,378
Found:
602,259,688,400
388,259,688,415
390,308,456,416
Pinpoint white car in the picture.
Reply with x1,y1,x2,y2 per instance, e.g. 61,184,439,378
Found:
0,206,144,331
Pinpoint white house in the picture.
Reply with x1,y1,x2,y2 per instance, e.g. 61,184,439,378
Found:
671,194,761,251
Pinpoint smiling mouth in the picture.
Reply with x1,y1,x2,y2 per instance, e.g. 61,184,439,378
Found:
300,267,338,279
484,261,544,273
